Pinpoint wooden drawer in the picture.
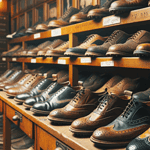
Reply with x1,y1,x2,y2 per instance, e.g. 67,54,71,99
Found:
37,127,72,150
6,105,33,139
0,100,2,113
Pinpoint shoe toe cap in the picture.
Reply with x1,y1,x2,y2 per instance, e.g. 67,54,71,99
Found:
32,102,47,110
16,93,30,100
25,98,37,106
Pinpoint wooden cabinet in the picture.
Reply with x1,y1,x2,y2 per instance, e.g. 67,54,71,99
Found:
0,100,3,113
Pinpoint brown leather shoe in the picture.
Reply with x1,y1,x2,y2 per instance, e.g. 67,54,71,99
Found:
106,30,150,57
48,7,79,28
87,0,116,19
133,43,150,57
7,74,43,97
26,41,52,57
69,5,99,23
37,39,64,57
48,88,99,124
45,41,69,57
149,0,150,6
109,0,149,15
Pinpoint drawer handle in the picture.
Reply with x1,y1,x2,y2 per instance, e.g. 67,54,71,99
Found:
12,115,20,121
55,148,63,150
12,111,22,122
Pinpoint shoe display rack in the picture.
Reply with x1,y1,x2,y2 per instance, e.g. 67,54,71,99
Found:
2,5,150,150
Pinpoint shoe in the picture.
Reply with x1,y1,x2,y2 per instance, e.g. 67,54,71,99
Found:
31,85,81,115
149,0,150,6
12,26,25,38
36,17,57,31
90,96,150,148
133,43,150,57
70,93,130,135
109,0,148,15
85,30,130,57
48,88,99,124
23,70,69,108
87,0,117,19
7,74,43,97
14,69,58,102
13,28,27,38
26,41,52,57
126,128,150,150
45,41,69,57
6,32,17,39
48,7,80,28
107,30,150,57
64,34,106,56
38,39,64,57
69,5,99,23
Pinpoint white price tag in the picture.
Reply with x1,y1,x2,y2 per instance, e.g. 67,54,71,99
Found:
101,61,114,67
103,16,120,26
51,28,61,37
81,57,91,63
12,58,17,61
2,57,6,61
34,33,41,39
31,59,36,63
58,59,66,64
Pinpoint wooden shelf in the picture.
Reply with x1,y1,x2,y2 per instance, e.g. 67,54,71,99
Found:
8,6,150,44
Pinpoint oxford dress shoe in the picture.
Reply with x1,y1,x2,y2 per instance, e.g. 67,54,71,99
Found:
31,85,79,115
45,41,69,57
13,28,27,38
48,88,99,124
109,0,149,15
69,5,99,23
64,34,106,56
133,43,150,57
39,39,64,57
87,0,116,19
90,96,150,148
126,128,150,150
14,69,58,102
48,7,79,28
13,26,25,38
85,30,130,56
70,93,130,135
107,30,150,57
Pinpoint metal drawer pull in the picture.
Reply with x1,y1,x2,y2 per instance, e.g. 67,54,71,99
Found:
12,111,22,122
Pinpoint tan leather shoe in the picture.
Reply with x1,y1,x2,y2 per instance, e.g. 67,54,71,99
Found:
133,43,150,57
37,39,64,57
45,41,69,57
109,0,148,15
6,74,44,97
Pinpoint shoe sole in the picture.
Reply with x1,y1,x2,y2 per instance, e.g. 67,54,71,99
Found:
85,51,105,57
69,126,93,135
70,18,86,24
23,103,33,108
45,53,64,57
133,50,150,57
14,97,25,103
48,115,73,124
106,51,132,57
90,136,130,148
6,93,16,97
30,108,50,115
64,52,85,57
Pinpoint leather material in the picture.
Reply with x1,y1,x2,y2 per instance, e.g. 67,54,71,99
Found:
65,34,106,56
31,86,77,114
85,30,130,56
49,88,99,123
107,30,150,56
0,69,15,82
12,26,25,38
70,93,130,134
90,98,150,147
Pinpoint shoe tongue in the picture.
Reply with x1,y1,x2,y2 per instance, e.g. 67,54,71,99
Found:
80,5,93,14
102,0,114,8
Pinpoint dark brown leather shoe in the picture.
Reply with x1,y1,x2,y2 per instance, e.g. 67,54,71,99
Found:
45,41,69,57
87,0,116,19
69,5,99,23
109,0,149,15
19,45,36,57
48,7,79,28
48,88,99,124
106,30,150,57
133,43,150,57
37,39,64,56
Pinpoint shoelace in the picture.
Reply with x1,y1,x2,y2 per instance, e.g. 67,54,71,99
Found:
72,89,85,103
18,74,30,83
57,41,69,48
80,34,97,46
26,74,38,85
43,82,57,95
61,7,73,19
52,86,67,97
127,30,142,41
80,5,93,14
102,0,114,8
105,30,120,43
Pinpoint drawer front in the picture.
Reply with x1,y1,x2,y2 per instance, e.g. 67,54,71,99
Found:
0,100,2,113
6,105,33,139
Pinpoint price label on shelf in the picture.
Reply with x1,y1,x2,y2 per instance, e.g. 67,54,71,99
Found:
2,57,6,61
103,16,121,26
81,57,91,63
31,59,36,63
12,58,17,61
101,61,114,67
51,28,61,37
58,59,66,64
34,33,41,39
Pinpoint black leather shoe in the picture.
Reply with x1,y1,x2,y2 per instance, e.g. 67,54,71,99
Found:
31,85,78,115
